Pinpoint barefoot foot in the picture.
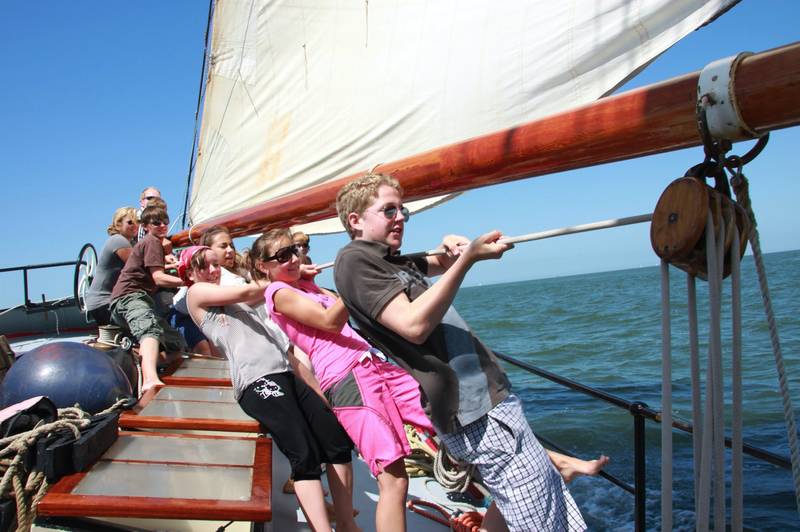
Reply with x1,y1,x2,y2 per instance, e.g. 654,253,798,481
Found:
140,379,165,395
561,454,610,483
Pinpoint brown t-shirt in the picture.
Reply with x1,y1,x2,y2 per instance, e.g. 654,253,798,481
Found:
110,234,166,301
334,239,510,434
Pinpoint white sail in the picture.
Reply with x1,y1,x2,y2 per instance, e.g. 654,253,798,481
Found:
188,0,737,234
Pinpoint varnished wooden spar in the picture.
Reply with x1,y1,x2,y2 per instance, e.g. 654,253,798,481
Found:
172,42,800,246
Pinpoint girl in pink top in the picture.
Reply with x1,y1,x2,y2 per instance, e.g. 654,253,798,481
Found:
254,229,433,532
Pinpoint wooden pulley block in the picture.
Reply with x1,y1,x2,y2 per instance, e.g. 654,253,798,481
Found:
650,177,748,280
651,177,708,263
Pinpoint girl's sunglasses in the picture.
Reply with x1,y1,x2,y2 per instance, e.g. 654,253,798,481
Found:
263,245,300,263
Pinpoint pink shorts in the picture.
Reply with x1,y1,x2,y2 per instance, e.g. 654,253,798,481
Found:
324,353,434,476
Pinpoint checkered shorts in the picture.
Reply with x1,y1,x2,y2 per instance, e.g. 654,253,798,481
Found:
439,395,586,531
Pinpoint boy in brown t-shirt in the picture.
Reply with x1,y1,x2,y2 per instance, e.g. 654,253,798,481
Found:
110,205,186,393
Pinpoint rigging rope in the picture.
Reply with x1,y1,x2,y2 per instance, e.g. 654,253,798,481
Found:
687,275,702,508
711,215,726,529
731,172,800,516
660,260,673,532
730,223,744,530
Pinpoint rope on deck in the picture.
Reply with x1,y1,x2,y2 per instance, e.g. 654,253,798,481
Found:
0,398,129,531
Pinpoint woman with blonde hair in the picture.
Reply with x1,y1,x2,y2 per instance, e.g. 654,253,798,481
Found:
85,207,139,325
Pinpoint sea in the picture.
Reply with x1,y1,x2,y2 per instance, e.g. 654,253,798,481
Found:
453,249,800,531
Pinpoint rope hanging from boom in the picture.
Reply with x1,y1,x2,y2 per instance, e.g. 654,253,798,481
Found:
651,49,798,529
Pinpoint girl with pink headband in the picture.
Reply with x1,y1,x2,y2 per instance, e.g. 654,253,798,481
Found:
179,246,360,532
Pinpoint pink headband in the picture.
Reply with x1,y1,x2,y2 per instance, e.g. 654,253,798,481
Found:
177,245,211,286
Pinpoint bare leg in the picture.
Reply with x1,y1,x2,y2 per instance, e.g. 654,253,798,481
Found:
326,462,361,532
375,459,408,532
480,502,509,532
547,450,609,483
293,479,333,532
139,337,164,393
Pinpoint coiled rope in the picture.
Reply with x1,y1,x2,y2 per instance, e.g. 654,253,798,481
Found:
404,424,475,493
0,398,129,531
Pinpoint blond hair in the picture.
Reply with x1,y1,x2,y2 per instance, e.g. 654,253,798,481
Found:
107,207,138,236
336,173,403,238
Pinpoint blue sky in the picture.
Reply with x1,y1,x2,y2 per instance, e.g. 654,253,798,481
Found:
1,0,798,309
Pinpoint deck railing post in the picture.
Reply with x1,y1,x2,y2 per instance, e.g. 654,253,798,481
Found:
22,268,30,308
631,401,648,531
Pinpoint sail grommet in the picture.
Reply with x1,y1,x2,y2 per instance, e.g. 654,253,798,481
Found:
650,177,747,280
697,52,760,141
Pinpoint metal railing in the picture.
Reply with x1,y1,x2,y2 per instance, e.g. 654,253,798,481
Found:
0,244,95,315
495,351,790,531
0,261,79,312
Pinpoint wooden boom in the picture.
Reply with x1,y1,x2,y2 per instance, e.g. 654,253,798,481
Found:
172,42,800,246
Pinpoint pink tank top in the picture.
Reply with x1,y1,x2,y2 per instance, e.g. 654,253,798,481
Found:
265,280,368,391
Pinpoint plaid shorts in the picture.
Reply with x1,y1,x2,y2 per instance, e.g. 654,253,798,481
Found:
440,395,586,531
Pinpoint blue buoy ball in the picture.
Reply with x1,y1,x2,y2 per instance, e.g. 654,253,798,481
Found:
0,341,133,413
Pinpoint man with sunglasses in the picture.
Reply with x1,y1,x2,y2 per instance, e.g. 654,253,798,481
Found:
136,186,162,242
110,205,187,394
292,231,313,265
333,173,586,531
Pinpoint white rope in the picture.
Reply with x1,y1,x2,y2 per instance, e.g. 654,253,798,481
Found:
687,274,702,507
660,260,673,532
433,447,474,493
711,219,726,529
0,304,25,317
732,172,800,515
696,211,717,532
314,213,654,271
748,229,800,514
730,228,744,530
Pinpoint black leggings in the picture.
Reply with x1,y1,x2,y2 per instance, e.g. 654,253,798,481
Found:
239,372,353,481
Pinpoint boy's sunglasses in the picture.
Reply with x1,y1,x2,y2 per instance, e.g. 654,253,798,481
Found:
375,205,410,222
263,245,300,264
149,220,169,227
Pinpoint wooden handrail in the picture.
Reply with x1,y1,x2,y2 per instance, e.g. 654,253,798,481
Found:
172,42,800,246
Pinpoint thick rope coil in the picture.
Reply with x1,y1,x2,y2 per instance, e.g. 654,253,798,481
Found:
0,398,130,531
403,424,475,493
731,173,800,516
433,447,475,493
